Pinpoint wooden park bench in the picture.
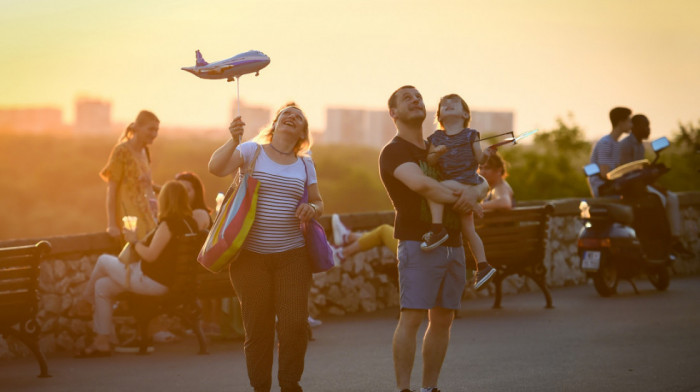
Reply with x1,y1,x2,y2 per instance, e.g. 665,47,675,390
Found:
472,204,554,309
0,241,52,377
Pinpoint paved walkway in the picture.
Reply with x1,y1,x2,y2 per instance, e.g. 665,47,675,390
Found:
2,276,700,391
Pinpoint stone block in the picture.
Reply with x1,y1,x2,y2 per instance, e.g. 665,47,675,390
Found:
53,259,67,280
56,331,74,351
41,317,57,333
42,294,62,314
360,299,377,313
70,319,88,336
313,294,327,306
326,306,345,316
61,293,73,313
326,285,342,304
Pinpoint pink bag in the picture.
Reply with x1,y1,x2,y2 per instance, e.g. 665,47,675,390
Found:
299,159,334,273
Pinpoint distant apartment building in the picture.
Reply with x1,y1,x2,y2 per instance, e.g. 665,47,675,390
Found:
232,101,272,142
324,108,435,148
324,107,512,149
0,107,63,133
74,98,111,134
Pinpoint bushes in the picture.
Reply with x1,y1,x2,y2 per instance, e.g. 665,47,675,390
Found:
1,118,697,240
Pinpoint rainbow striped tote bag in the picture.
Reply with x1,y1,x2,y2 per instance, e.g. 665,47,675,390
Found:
197,145,262,273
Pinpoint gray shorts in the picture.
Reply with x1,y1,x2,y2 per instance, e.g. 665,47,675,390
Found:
397,240,467,310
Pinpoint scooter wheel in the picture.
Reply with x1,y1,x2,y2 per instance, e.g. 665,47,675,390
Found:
593,260,618,297
648,266,670,291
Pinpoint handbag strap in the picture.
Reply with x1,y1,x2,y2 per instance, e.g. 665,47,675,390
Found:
219,143,263,206
241,143,263,175
183,217,195,234
299,157,310,204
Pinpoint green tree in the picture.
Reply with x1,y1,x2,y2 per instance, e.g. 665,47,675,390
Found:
501,116,592,200
657,120,700,192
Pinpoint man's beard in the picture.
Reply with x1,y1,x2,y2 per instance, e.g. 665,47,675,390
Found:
400,113,425,129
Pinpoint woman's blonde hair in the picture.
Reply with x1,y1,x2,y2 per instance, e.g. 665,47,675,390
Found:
252,102,311,156
436,94,471,129
157,180,192,221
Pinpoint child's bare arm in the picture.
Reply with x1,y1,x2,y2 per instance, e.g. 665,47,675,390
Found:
427,144,447,166
472,140,493,165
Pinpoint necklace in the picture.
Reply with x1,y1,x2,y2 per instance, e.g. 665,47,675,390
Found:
269,143,294,156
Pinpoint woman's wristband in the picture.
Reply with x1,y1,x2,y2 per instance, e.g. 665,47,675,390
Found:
308,202,318,214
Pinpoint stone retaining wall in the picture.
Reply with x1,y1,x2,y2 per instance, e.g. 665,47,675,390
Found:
2,192,699,358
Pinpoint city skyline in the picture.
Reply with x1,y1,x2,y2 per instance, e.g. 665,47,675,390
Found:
2,0,699,141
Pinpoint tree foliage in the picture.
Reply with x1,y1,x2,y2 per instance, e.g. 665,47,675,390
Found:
657,120,700,192
500,116,592,200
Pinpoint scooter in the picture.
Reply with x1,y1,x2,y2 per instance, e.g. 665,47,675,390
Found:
578,136,674,297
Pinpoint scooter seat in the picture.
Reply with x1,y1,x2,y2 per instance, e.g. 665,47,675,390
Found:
587,200,635,226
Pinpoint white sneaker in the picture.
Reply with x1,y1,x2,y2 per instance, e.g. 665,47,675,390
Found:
331,245,345,267
332,214,351,246
308,316,322,328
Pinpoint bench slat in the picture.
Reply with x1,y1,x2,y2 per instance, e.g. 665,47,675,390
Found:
0,291,36,307
0,278,35,292
0,255,40,269
0,266,37,279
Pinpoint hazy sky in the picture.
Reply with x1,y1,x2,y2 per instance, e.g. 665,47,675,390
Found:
2,0,699,140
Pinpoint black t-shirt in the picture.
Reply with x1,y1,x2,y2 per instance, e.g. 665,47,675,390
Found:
379,136,462,246
141,216,197,287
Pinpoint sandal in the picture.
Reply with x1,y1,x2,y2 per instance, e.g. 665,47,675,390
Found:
74,346,112,358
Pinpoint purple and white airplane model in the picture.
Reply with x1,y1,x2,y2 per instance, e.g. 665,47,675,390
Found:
181,50,270,82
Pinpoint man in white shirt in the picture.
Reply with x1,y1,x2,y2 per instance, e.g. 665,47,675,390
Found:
587,107,632,197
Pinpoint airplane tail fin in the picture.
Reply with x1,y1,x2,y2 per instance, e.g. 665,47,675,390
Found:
195,50,208,67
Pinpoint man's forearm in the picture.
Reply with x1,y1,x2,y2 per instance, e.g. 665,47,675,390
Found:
415,177,457,204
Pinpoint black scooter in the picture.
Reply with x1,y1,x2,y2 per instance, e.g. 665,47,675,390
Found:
578,137,674,297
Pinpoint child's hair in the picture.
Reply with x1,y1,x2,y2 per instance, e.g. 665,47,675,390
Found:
157,180,192,221
483,151,508,178
436,94,471,129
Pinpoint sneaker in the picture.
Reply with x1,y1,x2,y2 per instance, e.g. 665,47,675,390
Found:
330,243,345,266
332,214,351,246
474,264,496,290
307,316,322,328
420,228,449,251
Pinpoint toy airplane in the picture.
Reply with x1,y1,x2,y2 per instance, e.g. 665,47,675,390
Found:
181,50,270,82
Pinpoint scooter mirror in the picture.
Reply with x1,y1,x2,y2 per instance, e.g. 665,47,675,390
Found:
583,163,600,177
651,136,670,153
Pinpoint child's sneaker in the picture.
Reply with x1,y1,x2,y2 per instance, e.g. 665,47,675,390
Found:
420,228,449,251
474,264,496,290
331,213,351,246
331,244,345,266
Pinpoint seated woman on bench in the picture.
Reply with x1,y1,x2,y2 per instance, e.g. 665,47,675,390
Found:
77,181,207,357
478,151,514,211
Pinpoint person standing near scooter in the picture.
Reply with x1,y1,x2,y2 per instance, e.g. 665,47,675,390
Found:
588,107,633,197
619,114,692,257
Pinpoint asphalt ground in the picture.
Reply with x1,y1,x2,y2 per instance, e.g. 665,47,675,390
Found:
2,275,700,392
